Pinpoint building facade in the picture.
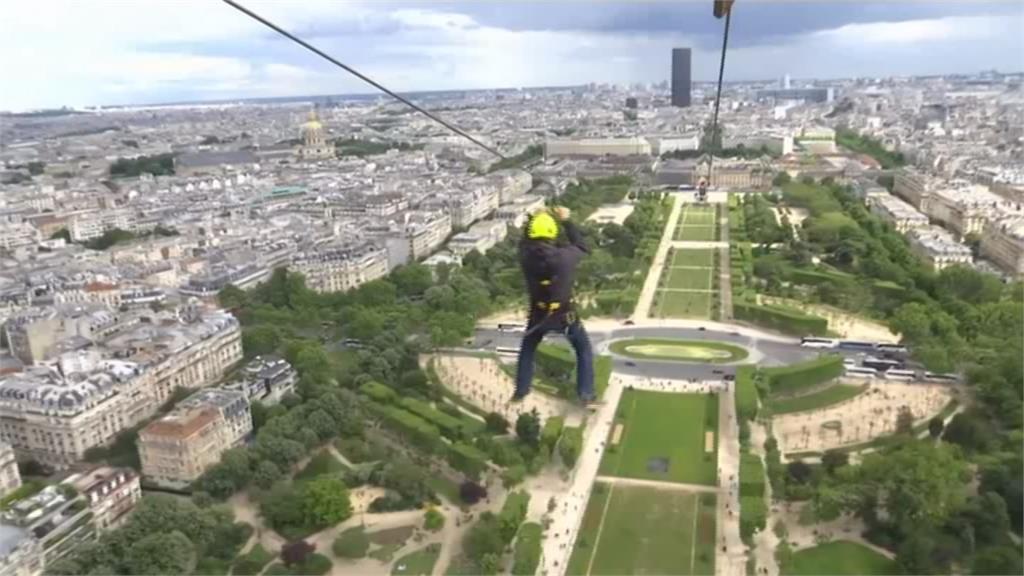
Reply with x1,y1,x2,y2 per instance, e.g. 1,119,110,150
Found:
671,48,691,107
291,242,389,294
906,225,973,270
0,485,96,570
0,441,21,499
545,137,652,158
65,467,141,531
980,216,1024,277
868,194,929,233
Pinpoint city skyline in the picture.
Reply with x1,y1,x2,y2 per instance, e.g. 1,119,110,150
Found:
1,0,1022,111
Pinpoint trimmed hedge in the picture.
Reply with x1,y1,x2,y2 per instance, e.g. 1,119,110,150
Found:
739,452,767,545
446,442,488,480
559,426,583,467
498,491,531,544
400,397,465,440
541,416,565,451
366,401,443,453
734,365,759,422
360,381,397,403
512,522,543,575
762,355,844,397
787,267,854,287
734,302,828,336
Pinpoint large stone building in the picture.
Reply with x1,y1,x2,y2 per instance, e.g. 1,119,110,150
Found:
868,193,929,233
297,110,334,161
221,356,296,405
906,225,973,270
65,466,141,531
291,242,389,294
0,441,21,500
545,137,651,158
0,308,242,468
893,167,936,210
980,216,1024,277
4,311,60,365
138,388,251,489
67,209,133,242
0,484,96,572
926,184,1019,239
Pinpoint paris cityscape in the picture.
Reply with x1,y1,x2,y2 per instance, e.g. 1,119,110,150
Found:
0,2,1022,576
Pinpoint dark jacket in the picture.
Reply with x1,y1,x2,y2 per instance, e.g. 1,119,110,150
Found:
520,219,589,313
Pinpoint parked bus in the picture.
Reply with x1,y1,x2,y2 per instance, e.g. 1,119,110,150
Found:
838,340,877,352
495,346,520,356
862,357,902,372
884,369,916,381
801,337,837,349
845,366,878,378
924,372,959,383
876,343,909,355
497,323,525,333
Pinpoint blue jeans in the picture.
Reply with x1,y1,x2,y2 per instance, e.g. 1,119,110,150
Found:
515,311,595,400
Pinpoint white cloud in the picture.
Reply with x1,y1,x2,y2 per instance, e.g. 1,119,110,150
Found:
814,15,1004,45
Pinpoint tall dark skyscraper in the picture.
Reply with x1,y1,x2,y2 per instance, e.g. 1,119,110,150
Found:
671,48,691,108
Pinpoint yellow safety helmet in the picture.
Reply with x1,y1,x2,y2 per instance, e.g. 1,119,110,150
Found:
527,211,559,240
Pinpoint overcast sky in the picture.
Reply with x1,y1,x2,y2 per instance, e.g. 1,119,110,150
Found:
1,1,1022,111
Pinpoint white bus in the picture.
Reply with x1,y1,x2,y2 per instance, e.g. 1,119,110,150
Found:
495,346,520,356
924,372,959,383
876,343,909,355
497,323,525,333
884,369,916,381
801,337,837,349
845,366,878,378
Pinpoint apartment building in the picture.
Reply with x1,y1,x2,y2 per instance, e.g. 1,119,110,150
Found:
927,184,1018,238
447,220,508,258
291,242,389,294
403,211,453,262
0,224,41,252
868,194,929,233
0,484,96,570
893,167,936,210
546,137,652,158
68,210,133,242
981,216,1024,277
488,169,533,204
494,195,545,228
138,389,251,489
0,308,242,468
222,356,296,405
906,225,973,270
448,187,499,230
0,441,21,499
4,311,60,365
65,466,141,530
0,524,41,576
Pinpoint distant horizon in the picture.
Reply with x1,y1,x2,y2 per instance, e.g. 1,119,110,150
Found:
4,67,1020,115
2,1,1021,112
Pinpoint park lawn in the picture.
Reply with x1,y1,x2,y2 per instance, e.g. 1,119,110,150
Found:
783,541,897,576
537,344,612,399
675,225,717,241
657,291,712,319
600,390,718,486
567,483,613,575
665,267,713,291
586,485,711,576
770,384,867,414
694,493,717,576
392,544,441,576
609,338,748,364
670,249,714,268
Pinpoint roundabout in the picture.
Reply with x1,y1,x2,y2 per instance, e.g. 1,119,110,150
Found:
608,338,749,364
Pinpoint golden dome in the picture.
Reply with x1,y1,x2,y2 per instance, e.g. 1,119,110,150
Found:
300,110,323,133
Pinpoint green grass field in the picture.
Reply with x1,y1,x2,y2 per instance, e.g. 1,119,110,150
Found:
664,266,713,290
670,249,714,268
568,484,715,575
675,225,717,241
770,384,867,414
600,390,718,485
608,338,748,363
656,291,712,319
783,541,897,576
392,544,441,576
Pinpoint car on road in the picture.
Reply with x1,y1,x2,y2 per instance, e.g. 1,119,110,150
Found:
625,361,636,367
623,320,635,326
724,374,735,381
712,369,724,375
729,331,740,336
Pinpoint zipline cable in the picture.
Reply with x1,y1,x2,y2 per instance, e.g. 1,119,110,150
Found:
706,1,734,188
220,0,507,160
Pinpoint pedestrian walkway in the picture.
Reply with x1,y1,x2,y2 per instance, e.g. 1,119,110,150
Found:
633,194,683,320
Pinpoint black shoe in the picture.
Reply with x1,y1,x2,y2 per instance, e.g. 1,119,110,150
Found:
510,392,528,404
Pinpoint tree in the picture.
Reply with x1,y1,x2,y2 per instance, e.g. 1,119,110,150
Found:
460,481,487,505
942,412,996,453
821,450,849,475
302,476,352,528
424,507,445,532
260,483,305,534
786,460,813,485
332,528,369,558
772,171,791,187
896,406,915,435
464,512,504,565
253,460,283,490
485,412,509,435
928,416,945,439
516,409,541,447
242,326,281,357
125,531,197,575
281,540,315,567
971,546,1023,575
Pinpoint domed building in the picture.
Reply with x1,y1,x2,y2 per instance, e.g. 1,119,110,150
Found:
297,110,334,160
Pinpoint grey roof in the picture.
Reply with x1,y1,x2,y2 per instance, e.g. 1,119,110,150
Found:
175,151,258,168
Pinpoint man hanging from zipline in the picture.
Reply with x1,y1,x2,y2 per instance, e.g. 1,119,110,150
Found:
512,207,599,408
